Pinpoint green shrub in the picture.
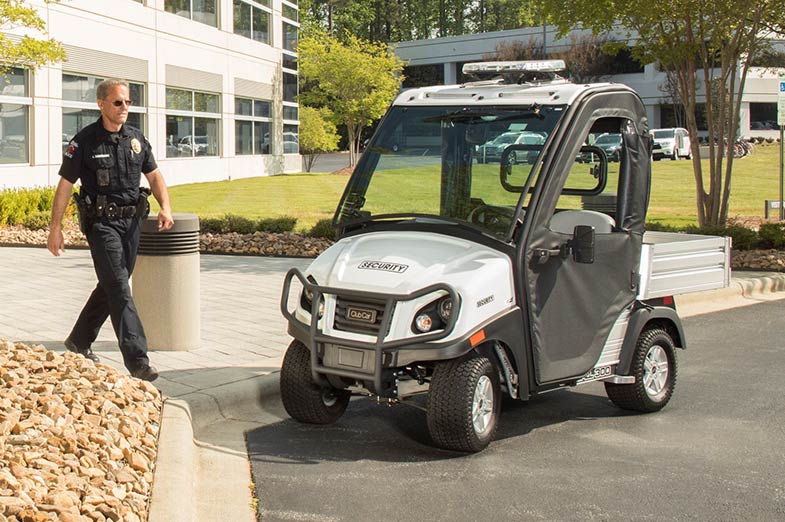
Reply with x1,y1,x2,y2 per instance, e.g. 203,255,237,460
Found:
0,187,51,226
22,211,52,231
758,222,785,249
224,214,257,234
199,216,227,234
256,216,297,233
308,218,336,240
644,221,682,232
684,224,758,250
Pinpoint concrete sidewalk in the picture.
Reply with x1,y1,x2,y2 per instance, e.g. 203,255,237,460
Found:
1,245,784,522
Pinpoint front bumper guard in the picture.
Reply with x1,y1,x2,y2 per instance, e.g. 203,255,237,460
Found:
280,268,460,394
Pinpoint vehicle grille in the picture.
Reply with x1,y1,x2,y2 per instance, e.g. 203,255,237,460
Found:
334,296,391,336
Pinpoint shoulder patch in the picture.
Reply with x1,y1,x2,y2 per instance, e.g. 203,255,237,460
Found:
64,140,78,159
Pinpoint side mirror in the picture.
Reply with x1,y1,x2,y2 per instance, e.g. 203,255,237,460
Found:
571,225,595,264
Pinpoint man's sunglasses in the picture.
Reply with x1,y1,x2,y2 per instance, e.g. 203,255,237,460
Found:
110,100,133,107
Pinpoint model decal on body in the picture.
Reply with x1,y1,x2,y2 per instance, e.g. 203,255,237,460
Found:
357,261,409,273
476,295,495,307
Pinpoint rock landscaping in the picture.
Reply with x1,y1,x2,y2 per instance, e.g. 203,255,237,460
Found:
0,226,333,259
0,340,161,522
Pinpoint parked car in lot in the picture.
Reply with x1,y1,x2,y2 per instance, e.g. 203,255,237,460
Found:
651,127,691,160
476,130,545,164
177,135,209,156
592,133,623,162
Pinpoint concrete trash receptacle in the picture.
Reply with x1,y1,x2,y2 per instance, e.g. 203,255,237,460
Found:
132,213,200,351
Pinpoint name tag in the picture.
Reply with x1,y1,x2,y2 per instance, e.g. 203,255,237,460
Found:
92,154,111,159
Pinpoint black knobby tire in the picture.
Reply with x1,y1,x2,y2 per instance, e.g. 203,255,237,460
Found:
605,327,678,413
280,340,350,424
426,356,501,452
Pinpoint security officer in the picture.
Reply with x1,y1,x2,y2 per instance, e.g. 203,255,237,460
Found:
47,78,174,382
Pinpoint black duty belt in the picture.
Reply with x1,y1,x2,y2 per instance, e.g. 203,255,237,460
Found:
96,201,138,219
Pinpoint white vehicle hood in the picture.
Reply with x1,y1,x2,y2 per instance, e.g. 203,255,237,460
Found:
307,230,512,296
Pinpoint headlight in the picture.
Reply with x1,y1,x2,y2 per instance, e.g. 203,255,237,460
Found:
411,294,459,334
437,297,453,322
414,314,433,333
300,276,324,318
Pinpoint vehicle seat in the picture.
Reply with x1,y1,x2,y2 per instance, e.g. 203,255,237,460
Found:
549,210,616,235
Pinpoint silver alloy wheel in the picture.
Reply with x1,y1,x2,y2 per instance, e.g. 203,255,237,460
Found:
322,390,338,407
472,375,494,435
643,345,669,401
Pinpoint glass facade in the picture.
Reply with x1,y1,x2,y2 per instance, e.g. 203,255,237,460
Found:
165,0,217,27
233,0,271,44
235,96,272,155
0,68,29,164
165,87,221,158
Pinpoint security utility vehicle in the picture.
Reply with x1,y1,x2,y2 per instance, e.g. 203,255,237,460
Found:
279,61,730,452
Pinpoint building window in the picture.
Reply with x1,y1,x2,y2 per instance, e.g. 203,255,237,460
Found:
61,73,146,151
165,87,220,158
283,123,299,154
283,72,297,103
750,103,778,131
282,2,298,22
165,0,217,28
233,0,271,44
282,21,297,53
0,68,30,164
235,97,272,155
282,53,297,71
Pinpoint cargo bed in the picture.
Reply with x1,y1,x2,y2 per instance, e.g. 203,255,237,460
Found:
638,231,732,300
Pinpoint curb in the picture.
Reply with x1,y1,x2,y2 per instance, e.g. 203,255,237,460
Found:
149,372,284,522
676,273,785,317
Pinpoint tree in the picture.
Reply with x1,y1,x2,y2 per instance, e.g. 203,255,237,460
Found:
0,0,65,72
298,28,404,166
539,0,785,226
299,106,340,172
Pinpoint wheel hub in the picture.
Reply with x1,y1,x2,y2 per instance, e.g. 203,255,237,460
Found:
472,375,494,435
643,345,669,401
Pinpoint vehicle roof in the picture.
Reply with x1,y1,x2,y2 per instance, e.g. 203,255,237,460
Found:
392,80,633,108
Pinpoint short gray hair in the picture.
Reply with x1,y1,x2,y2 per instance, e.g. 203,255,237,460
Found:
96,78,130,100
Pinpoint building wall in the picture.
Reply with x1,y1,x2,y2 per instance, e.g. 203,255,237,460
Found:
395,26,784,138
0,0,300,189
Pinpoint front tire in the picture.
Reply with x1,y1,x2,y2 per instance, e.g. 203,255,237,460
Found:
427,356,501,452
280,340,350,424
605,328,677,412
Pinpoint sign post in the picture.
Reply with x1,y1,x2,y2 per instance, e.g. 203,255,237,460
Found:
778,78,785,220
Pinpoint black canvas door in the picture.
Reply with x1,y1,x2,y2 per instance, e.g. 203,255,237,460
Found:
523,109,651,384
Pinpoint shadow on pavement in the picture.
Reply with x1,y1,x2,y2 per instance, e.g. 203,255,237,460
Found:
247,386,626,464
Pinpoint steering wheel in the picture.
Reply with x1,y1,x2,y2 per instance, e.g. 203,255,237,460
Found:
467,205,514,228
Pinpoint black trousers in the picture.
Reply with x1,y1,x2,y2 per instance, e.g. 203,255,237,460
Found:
68,217,149,372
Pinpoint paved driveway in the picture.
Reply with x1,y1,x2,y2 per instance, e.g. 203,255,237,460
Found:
248,300,785,522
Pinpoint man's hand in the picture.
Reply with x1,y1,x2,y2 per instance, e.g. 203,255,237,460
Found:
47,227,65,256
158,209,174,231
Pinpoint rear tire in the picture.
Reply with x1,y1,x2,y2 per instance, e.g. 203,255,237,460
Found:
605,328,677,412
280,340,350,424
427,356,500,452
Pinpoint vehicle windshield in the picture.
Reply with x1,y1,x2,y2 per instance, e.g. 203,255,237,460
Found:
334,104,567,239
595,134,622,145
491,133,520,145
652,129,675,139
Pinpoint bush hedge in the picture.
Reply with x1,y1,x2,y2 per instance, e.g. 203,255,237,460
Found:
0,187,76,226
199,213,298,234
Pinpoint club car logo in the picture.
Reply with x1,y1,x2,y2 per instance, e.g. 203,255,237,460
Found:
347,307,377,324
357,261,409,273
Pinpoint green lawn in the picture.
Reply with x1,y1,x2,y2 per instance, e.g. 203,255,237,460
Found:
161,143,784,231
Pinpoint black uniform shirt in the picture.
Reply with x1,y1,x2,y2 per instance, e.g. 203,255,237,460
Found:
60,118,158,205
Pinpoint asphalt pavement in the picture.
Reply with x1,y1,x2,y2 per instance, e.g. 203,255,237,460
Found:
248,301,785,522
1,245,784,522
